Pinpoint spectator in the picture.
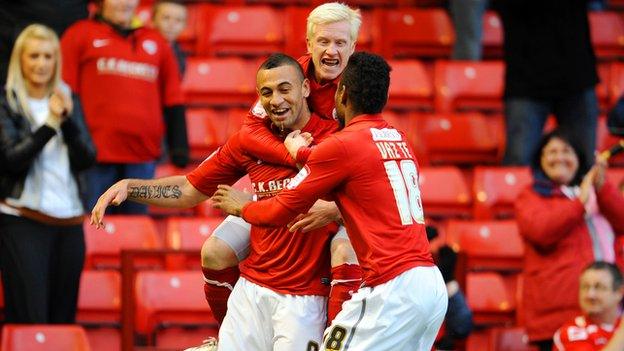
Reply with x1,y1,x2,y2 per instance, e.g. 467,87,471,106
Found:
0,24,96,324
515,130,624,351
554,261,624,350
0,1,89,84
496,0,599,166
449,0,488,60
152,0,187,76
61,0,189,215
427,226,473,350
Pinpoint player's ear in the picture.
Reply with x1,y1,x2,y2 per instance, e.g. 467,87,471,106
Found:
302,78,310,98
338,85,348,106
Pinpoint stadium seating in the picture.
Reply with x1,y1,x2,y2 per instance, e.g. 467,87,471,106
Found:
164,216,225,268
134,271,218,348
608,167,624,188
419,166,472,219
597,115,624,166
472,166,532,219
466,272,518,326
196,5,285,57
445,220,524,272
182,57,257,107
588,11,624,59
376,8,454,58
610,62,624,104
83,216,161,269
387,59,433,111
482,11,503,58
488,326,533,351
1,325,91,351
77,270,122,351
412,113,505,165
186,108,230,161
433,60,504,114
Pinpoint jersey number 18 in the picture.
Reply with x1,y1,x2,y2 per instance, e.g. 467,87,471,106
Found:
384,160,424,225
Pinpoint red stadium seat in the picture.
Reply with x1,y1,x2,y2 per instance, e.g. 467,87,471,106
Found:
597,63,611,112
419,166,471,219
387,59,433,111
376,8,454,58
186,108,229,161
482,11,503,58
466,272,518,326
284,7,375,56
433,60,504,114
610,62,624,104
134,271,218,348
78,270,122,351
83,216,161,269
1,325,91,351
472,166,532,219
165,217,224,251
489,327,534,351
182,57,257,107
607,167,624,189
589,11,624,60
445,220,524,272
196,5,285,57
466,329,491,351
412,113,505,165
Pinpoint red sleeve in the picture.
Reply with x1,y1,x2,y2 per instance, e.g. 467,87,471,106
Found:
242,136,348,226
241,101,297,168
186,135,246,196
515,188,586,250
596,181,624,235
553,326,595,351
60,23,83,93
159,36,184,106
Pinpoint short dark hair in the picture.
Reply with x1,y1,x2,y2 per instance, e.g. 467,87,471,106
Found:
531,129,590,186
339,52,391,115
584,261,624,290
258,53,305,81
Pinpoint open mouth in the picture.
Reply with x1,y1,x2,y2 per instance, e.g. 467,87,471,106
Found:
321,58,340,67
272,108,289,117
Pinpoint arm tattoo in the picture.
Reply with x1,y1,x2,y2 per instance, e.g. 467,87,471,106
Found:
128,185,182,199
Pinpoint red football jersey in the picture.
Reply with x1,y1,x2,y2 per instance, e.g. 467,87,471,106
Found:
554,315,621,350
61,19,184,163
241,114,434,287
240,54,340,168
187,113,339,295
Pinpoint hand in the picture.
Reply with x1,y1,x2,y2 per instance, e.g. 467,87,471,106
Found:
211,185,253,216
49,88,72,119
288,200,341,233
579,167,596,205
90,180,130,229
284,130,313,159
592,152,608,190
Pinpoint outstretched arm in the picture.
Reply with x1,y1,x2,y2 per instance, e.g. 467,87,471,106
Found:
91,175,207,228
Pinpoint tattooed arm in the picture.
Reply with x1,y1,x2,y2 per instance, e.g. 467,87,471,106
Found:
90,175,207,229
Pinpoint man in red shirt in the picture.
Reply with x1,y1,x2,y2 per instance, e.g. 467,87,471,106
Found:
91,53,340,350
200,2,363,328
554,262,624,351
212,52,448,350
61,0,188,215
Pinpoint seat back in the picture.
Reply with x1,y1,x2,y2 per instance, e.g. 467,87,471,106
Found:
77,270,121,325
1,324,91,351
419,166,471,219
472,166,532,219
387,59,433,111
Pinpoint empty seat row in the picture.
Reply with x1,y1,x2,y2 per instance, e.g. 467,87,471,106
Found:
137,4,624,61
182,58,624,117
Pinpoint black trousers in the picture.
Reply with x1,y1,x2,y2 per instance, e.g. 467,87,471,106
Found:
0,214,85,323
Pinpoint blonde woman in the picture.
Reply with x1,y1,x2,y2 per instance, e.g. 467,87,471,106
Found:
0,24,95,323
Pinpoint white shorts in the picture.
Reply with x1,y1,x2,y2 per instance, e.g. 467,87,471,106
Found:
213,215,348,262
218,277,328,351
323,266,448,351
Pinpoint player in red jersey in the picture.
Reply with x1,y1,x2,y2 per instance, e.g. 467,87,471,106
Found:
212,52,448,350
91,53,342,350
554,262,624,351
200,2,363,328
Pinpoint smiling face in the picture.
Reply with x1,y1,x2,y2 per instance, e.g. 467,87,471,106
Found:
540,137,580,186
21,38,56,94
307,20,355,84
153,2,187,42
257,64,310,131
579,269,623,320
